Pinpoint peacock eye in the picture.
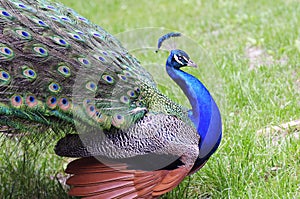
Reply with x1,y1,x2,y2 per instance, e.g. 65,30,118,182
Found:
174,54,185,65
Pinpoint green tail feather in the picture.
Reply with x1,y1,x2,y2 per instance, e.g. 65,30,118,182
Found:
0,0,190,135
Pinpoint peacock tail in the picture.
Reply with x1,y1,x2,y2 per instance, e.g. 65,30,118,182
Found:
0,0,191,134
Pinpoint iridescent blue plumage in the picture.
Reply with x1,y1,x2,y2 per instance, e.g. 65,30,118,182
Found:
166,50,222,171
159,33,222,173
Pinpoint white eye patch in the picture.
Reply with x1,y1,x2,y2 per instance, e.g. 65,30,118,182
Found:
174,54,183,65
182,56,189,63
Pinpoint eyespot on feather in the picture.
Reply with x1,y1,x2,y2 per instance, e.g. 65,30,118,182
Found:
78,57,90,65
48,82,61,93
86,105,96,117
86,81,97,92
44,5,57,11
0,45,14,60
11,95,23,108
59,16,73,23
120,96,130,104
15,29,32,40
0,70,11,83
32,45,48,57
134,86,141,93
97,56,106,62
68,32,85,42
118,74,127,81
46,96,57,109
127,90,137,98
58,97,71,111
91,31,104,40
32,18,49,27
83,98,92,106
57,64,71,77
124,71,132,77
136,101,143,107
22,67,37,80
25,95,38,108
74,30,84,35
112,114,125,128
13,2,36,13
0,9,14,19
49,15,60,22
102,74,114,84
52,36,70,47
77,16,88,23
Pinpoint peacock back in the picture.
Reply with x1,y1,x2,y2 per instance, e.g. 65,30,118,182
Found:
0,0,191,134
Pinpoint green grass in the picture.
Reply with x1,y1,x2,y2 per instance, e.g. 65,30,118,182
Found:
1,0,300,198
0,134,71,198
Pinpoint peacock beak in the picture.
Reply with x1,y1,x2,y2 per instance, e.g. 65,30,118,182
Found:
187,59,198,68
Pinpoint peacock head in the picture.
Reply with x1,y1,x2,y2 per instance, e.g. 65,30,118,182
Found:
167,49,198,69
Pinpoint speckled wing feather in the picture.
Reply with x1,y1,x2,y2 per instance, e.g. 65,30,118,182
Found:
55,114,199,160
57,114,200,198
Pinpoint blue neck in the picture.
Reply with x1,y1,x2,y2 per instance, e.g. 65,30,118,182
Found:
166,59,222,161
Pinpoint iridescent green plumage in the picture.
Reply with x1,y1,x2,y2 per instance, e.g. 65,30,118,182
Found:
0,0,191,135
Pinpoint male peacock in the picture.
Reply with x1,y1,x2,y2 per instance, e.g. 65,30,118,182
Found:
0,0,222,198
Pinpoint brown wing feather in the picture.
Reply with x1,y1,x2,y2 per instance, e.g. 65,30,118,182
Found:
66,157,191,199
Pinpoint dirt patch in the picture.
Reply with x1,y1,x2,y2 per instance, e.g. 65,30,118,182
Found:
245,46,288,70
256,119,300,145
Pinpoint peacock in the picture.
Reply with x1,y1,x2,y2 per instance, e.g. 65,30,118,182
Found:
0,0,222,198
